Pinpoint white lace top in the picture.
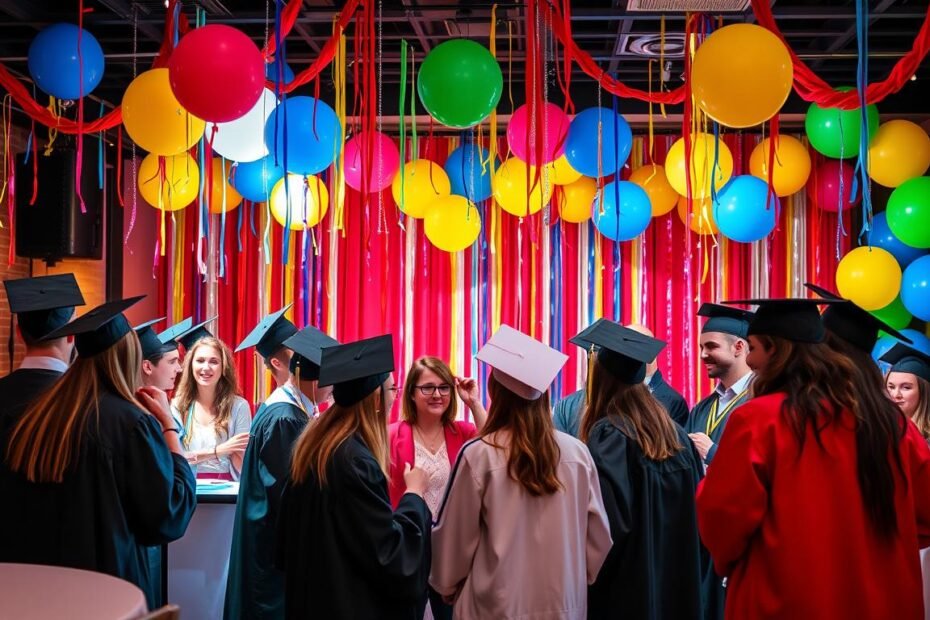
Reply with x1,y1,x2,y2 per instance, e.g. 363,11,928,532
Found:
414,439,451,519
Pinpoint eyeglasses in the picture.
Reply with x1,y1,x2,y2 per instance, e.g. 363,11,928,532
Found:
415,384,452,397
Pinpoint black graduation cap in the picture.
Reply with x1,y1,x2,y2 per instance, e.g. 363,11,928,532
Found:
283,326,339,381
804,283,911,354
235,305,299,359
724,297,847,343
880,343,930,383
158,317,194,345
177,317,216,350
569,318,611,351
571,320,665,384
42,296,145,358
135,317,174,361
318,334,394,407
3,274,85,340
698,303,754,339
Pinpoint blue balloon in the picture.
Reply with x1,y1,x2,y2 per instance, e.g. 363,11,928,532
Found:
265,57,295,84
28,23,105,100
872,330,928,373
901,255,930,321
264,97,342,175
563,107,632,178
231,156,286,203
863,212,927,267
900,329,930,356
714,176,778,243
593,181,652,242
444,144,496,202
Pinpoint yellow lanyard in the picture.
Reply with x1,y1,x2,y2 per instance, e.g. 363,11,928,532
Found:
706,388,750,436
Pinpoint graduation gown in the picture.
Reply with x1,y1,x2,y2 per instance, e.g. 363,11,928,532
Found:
649,370,690,427
587,418,705,620
277,434,431,620
697,393,930,620
225,396,310,620
684,390,751,465
0,390,196,609
0,367,62,430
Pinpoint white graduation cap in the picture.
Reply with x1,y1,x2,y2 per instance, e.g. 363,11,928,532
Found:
476,324,568,401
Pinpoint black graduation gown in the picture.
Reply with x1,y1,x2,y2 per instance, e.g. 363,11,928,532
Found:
0,390,197,609
0,368,62,430
649,370,690,428
277,434,431,620
587,418,705,620
684,391,751,465
225,401,309,620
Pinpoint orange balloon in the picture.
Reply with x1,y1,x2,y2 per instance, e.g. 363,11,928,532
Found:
629,165,678,216
748,136,812,197
556,176,597,223
676,195,718,235
208,159,243,214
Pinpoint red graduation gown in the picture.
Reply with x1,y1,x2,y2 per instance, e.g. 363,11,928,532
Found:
696,392,930,620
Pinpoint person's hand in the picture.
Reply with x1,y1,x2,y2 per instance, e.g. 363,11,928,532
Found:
688,432,714,460
216,432,251,458
455,376,481,408
136,386,173,429
403,462,429,496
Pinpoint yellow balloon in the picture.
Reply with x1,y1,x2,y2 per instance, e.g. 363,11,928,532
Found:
677,195,718,236
665,134,733,199
546,155,583,186
391,160,451,218
749,136,812,197
269,174,329,230
835,247,901,311
208,159,243,214
629,165,679,216
424,195,482,252
139,152,200,211
691,24,793,128
868,120,930,188
494,158,554,217
122,69,206,156
556,176,597,223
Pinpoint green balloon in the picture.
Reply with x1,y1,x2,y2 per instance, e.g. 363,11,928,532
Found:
805,86,879,159
417,39,503,129
873,296,913,332
887,176,930,249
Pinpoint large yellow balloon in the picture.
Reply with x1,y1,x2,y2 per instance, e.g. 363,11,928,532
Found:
749,136,812,197
835,246,901,311
665,134,734,199
867,120,930,188
691,24,793,128
391,160,451,219
122,69,206,156
494,158,554,217
677,195,718,236
424,195,482,252
208,159,243,214
545,155,583,186
629,164,678,216
139,153,200,211
269,174,329,230
556,176,597,223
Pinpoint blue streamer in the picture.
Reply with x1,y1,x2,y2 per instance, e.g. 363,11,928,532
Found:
711,122,721,204
237,198,245,252
97,101,104,190
551,220,563,402
587,222,596,321
611,92,621,242
855,0,873,239
302,230,311,325
613,241,621,323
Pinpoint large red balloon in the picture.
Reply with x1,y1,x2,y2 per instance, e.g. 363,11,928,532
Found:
168,25,265,123
807,159,860,213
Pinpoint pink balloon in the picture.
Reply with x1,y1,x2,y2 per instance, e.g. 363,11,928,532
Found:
808,159,861,212
343,132,400,193
169,25,265,123
507,102,570,166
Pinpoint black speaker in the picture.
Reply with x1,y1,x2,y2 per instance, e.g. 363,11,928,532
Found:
15,148,105,264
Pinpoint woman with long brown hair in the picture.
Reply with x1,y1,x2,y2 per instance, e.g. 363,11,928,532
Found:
277,334,432,620
883,344,930,442
430,326,612,620
697,298,930,619
0,298,196,610
575,320,705,620
171,336,251,480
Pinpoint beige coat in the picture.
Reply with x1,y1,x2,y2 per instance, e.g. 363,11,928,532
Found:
430,430,613,620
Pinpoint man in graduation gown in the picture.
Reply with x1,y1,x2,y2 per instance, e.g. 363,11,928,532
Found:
235,306,299,394
554,321,689,436
225,325,337,620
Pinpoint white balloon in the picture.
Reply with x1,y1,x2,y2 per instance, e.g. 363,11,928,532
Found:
210,88,278,163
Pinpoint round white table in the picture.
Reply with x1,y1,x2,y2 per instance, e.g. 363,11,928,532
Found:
0,563,148,620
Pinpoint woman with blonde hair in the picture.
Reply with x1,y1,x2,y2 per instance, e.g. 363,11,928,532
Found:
171,336,251,480
882,343,930,442
0,297,196,610
277,335,432,620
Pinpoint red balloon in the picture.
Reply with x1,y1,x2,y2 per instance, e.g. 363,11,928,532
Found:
807,159,861,212
168,25,265,123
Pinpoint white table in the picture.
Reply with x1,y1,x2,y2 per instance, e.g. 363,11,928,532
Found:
0,563,147,620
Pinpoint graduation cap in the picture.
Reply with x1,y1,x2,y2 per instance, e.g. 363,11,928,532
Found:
158,317,194,345
804,283,911,354
318,334,395,407
698,303,754,339
880,343,930,383
177,317,216,350
283,326,339,381
476,325,568,401
570,320,666,384
724,297,847,343
3,274,85,340
135,317,172,361
235,306,299,359
42,296,145,358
